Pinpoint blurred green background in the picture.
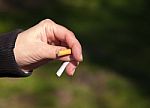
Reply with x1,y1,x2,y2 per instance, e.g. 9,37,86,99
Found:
0,0,150,108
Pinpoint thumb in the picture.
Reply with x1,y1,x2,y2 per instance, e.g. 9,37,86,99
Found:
42,44,73,61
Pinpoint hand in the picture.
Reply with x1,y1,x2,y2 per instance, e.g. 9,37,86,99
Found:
13,19,83,76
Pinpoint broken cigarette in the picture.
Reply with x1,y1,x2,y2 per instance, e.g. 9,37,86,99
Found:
56,61,69,77
57,49,71,57
56,49,72,77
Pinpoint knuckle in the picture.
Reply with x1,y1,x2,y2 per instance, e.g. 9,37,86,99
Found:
69,31,75,37
40,19,55,26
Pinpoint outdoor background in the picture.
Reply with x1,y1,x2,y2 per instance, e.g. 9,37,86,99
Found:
0,0,150,108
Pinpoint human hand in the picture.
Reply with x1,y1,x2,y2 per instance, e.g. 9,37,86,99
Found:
13,19,83,76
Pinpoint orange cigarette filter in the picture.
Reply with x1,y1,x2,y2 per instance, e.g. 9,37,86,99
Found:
57,49,72,57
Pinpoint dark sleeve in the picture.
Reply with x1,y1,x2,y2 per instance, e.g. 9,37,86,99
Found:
0,29,32,77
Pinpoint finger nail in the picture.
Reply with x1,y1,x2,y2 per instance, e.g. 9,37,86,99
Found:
71,69,76,76
80,55,83,61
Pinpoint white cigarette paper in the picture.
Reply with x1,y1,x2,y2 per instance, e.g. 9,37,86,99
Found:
56,62,69,77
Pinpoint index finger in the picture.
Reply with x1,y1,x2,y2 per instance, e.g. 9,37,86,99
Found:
53,24,83,62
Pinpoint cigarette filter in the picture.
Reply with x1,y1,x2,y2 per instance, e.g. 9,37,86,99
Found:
57,49,71,57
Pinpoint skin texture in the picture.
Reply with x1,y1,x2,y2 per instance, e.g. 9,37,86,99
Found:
13,19,83,76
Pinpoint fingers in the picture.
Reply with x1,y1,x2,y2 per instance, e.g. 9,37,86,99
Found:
65,61,79,76
53,24,83,62
39,19,83,62
39,19,83,77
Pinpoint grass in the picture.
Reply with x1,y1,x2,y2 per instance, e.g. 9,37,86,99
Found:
0,62,149,108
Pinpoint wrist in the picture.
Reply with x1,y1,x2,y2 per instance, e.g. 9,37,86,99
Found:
0,29,32,77
13,33,32,72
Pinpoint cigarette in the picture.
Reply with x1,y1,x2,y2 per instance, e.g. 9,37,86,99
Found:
57,49,71,57
56,49,72,77
56,62,69,77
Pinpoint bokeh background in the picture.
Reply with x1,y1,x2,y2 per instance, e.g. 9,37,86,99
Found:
0,0,150,108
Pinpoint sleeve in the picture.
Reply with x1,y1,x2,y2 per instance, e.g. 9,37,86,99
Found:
0,29,32,77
